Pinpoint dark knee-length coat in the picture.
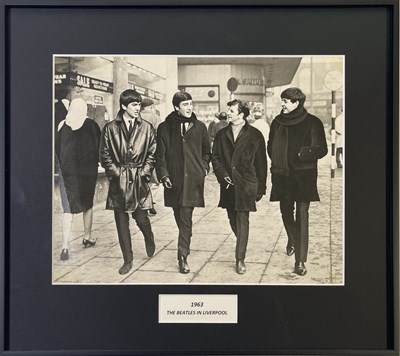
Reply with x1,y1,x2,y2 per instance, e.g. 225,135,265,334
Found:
156,112,211,208
212,122,267,211
100,112,156,212
267,112,328,202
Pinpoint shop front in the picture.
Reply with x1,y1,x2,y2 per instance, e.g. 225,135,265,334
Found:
54,56,176,211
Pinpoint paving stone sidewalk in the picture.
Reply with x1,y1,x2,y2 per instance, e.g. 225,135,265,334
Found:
52,154,343,285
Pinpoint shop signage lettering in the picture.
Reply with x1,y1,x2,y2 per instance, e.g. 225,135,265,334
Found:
54,73,68,85
94,95,104,104
134,85,148,96
74,74,113,93
238,78,265,86
129,83,164,102
76,75,91,88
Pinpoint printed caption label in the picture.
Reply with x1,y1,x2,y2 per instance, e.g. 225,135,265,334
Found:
159,294,238,323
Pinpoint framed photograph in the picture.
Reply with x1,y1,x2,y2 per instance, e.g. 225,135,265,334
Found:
2,1,398,355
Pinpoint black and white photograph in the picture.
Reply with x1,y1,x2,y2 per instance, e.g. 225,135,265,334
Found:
4,1,398,354
52,55,344,285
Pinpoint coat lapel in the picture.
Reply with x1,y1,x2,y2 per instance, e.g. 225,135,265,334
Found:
225,126,234,146
235,126,246,142
128,115,142,146
116,116,129,141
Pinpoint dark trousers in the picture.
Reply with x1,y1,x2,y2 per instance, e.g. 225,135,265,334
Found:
280,199,310,262
226,209,250,261
114,208,153,263
173,206,194,259
336,147,343,164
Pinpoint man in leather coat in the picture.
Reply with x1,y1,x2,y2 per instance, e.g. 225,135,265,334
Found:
100,89,156,275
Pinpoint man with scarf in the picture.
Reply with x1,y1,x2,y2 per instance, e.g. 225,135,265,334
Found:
156,91,211,274
100,89,156,275
212,99,267,275
267,87,328,276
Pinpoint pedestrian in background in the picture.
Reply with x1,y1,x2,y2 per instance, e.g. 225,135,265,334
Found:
55,97,101,261
210,111,228,145
141,97,161,131
335,108,344,168
156,91,211,274
207,113,219,146
268,87,328,276
212,99,267,274
100,89,156,275
251,111,270,149
55,84,84,131
141,97,162,215
54,84,85,226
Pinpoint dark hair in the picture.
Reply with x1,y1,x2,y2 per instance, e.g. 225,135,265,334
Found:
55,84,77,101
119,89,142,111
55,86,69,101
280,87,306,107
141,98,154,108
227,99,250,119
172,91,192,109
218,112,227,121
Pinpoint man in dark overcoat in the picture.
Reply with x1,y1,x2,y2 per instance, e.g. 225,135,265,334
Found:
156,91,211,274
212,99,267,274
268,87,328,276
100,89,156,275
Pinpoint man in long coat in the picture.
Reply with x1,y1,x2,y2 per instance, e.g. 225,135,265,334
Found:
212,99,267,274
268,87,328,276
100,89,156,275
156,91,211,274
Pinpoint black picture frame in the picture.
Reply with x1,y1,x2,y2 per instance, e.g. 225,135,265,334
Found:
1,0,399,355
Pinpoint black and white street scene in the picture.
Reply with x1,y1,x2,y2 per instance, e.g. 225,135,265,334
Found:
53,55,344,285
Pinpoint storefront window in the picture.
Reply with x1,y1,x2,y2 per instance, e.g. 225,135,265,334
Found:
127,60,166,119
54,56,114,131
178,85,220,124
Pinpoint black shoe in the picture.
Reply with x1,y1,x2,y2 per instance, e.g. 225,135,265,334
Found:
286,242,295,256
83,238,96,248
337,162,343,168
178,256,190,274
60,248,69,261
148,208,157,215
144,232,156,257
119,262,133,275
236,260,246,274
294,262,307,276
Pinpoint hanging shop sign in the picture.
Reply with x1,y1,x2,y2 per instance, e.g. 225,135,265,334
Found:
54,72,69,85
94,95,104,104
54,72,113,94
227,78,239,93
130,83,165,102
69,73,113,93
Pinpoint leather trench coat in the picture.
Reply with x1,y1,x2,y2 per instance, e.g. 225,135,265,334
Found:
100,113,156,212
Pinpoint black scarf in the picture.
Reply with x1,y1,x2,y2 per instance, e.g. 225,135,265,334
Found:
165,111,197,195
271,106,308,176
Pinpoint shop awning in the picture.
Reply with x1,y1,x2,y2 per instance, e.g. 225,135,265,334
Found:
178,57,302,88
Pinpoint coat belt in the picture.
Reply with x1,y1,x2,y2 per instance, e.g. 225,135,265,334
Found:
120,163,143,184
120,163,143,169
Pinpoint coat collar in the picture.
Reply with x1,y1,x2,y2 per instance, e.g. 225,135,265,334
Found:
115,110,143,125
226,119,249,144
115,110,143,139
